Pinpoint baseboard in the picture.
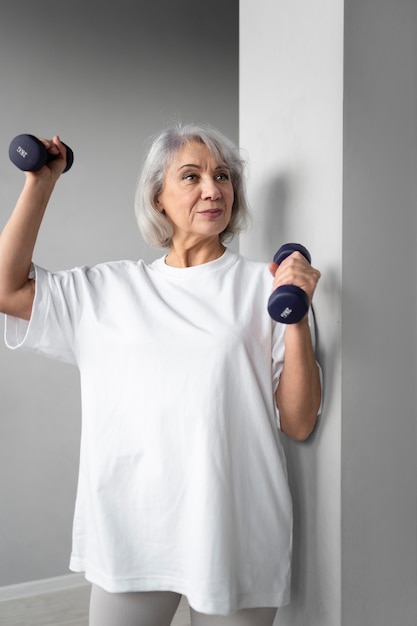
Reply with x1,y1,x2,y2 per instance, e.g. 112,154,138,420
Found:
0,573,90,602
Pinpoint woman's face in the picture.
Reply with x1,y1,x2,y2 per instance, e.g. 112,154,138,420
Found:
156,141,234,246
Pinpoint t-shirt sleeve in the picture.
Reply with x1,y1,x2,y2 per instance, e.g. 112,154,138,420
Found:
4,264,83,365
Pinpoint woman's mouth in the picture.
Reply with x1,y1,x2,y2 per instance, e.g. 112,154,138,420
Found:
198,209,224,217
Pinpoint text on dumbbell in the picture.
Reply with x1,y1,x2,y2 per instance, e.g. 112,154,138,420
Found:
16,146,28,158
280,307,293,318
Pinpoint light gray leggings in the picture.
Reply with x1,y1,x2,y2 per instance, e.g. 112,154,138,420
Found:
89,585,278,626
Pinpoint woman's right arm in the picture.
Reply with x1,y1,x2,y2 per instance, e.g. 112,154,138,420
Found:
0,136,67,320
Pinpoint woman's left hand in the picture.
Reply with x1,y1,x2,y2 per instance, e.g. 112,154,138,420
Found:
268,251,321,305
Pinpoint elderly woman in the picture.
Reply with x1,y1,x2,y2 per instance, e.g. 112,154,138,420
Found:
0,123,321,626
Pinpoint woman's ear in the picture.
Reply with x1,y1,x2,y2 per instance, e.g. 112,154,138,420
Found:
155,197,165,213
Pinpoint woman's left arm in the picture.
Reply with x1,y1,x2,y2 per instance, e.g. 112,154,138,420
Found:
270,252,322,441
276,317,321,440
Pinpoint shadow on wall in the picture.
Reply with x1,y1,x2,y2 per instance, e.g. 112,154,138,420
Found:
260,171,340,622
262,173,292,253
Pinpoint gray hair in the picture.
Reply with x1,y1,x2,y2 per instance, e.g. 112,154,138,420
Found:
135,122,251,248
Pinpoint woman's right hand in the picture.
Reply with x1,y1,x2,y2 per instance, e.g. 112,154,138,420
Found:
25,135,68,184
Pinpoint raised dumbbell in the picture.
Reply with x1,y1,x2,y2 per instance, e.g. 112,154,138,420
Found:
267,243,311,324
8,133,74,173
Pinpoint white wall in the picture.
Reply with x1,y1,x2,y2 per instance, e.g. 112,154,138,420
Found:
240,2,343,623
0,0,238,586
240,1,417,625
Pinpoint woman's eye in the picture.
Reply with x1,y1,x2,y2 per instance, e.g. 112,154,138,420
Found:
181,171,229,182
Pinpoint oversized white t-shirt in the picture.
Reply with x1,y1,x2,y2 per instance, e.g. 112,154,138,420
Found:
5,249,294,615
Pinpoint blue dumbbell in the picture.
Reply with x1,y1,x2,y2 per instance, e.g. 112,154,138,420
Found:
9,134,74,173
267,243,311,324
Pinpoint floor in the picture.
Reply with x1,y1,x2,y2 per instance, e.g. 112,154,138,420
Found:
0,585,191,626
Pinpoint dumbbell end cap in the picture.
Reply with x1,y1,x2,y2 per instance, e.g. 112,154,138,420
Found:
8,134,46,172
61,144,74,173
273,243,311,265
267,284,309,324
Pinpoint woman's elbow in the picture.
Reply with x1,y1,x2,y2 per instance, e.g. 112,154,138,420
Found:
280,402,320,441
0,284,34,320
281,419,317,441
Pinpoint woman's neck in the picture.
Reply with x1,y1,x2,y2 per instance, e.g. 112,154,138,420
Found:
165,238,226,268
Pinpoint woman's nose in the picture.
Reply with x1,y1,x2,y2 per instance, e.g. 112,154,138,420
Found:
201,178,221,200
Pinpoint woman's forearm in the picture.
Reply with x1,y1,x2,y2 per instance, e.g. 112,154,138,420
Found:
276,316,321,441
0,177,55,318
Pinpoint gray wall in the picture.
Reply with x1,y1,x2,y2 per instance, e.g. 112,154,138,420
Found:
0,0,238,586
342,0,417,623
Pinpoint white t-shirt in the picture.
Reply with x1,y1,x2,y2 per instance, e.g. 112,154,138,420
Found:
5,249,294,615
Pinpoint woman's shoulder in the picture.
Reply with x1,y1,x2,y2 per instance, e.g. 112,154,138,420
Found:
84,258,148,275
33,259,156,296
232,251,270,277
58,258,154,279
